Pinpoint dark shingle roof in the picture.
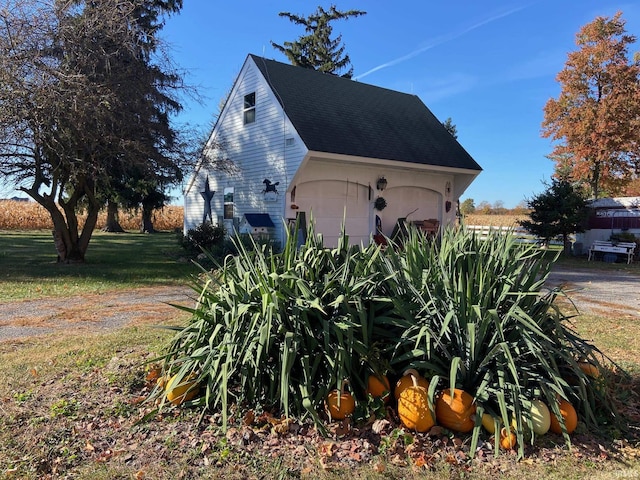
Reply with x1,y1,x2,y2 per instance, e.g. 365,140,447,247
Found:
250,54,481,171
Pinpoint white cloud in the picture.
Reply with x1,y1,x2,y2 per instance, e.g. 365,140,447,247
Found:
353,4,532,81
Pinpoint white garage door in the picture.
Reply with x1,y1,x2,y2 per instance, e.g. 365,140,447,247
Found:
377,187,441,237
295,180,371,247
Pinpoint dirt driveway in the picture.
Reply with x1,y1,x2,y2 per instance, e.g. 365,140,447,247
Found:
0,265,638,342
546,265,640,318
0,286,195,341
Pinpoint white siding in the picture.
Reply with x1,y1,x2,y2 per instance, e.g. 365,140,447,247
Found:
184,57,308,247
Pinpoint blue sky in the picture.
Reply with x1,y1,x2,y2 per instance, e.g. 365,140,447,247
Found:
3,1,639,208
158,0,640,208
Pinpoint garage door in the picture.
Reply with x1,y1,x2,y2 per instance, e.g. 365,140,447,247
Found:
295,180,371,247
377,187,440,237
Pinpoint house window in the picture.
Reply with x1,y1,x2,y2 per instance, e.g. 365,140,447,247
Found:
223,186,234,219
243,92,256,125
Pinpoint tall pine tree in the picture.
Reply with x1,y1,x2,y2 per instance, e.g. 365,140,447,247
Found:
271,5,366,78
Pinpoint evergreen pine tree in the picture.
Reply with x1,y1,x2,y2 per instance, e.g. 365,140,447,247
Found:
519,179,590,255
271,5,366,78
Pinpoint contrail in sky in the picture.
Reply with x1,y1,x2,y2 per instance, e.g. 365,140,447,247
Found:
353,5,529,81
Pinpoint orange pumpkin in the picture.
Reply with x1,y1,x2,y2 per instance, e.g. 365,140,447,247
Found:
394,369,429,400
326,380,356,420
397,372,435,432
499,427,517,450
435,388,476,433
549,398,578,434
365,373,391,403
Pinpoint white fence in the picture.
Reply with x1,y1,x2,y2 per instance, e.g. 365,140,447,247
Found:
465,225,572,247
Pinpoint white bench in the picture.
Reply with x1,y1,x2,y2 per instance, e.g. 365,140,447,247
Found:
588,240,636,264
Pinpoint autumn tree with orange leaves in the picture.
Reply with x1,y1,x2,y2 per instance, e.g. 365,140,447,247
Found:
542,12,640,199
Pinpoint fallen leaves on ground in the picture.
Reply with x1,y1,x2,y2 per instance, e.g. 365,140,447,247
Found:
2,351,640,479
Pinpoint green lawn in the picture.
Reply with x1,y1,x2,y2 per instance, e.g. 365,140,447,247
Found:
0,230,199,301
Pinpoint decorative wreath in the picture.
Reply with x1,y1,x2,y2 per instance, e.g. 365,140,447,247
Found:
374,196,387,211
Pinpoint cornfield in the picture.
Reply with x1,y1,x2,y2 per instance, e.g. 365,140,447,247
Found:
463,213,528,227
0,200,183,231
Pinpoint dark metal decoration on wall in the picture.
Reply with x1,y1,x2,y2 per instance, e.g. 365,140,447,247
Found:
262,178,279,194
200,176,215,223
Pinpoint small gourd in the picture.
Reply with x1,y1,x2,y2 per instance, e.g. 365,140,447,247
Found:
394,369,429,400
435,388,476,433
578,362,601,378
326,379,356,420
165,373,200,406
549,398,578,434
499,427,517,450
365,373,391,403
397,371,435,432
530,399,551,435
481,412,499,434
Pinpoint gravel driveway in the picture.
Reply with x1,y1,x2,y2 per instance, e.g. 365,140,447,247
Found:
0,285,195,341
545,265,640,318
0,265,638,342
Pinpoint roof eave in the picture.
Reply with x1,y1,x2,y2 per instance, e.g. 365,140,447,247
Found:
306,150,482,174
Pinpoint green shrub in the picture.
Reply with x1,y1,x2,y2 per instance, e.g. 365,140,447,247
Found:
179,222,226,255
179,224,281,266
610,232,639,258
157,224,617,457
178,222,229,267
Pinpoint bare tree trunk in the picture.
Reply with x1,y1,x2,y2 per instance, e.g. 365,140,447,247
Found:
103,200,125,232
52,228,67,262
591,161,601,199
141,204,156,233
23,176,99,263
563,233,572,256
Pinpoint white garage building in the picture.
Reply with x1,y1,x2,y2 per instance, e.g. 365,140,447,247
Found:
184,54,482,247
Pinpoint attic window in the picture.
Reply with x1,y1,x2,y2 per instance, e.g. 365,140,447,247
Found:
243,92,256,125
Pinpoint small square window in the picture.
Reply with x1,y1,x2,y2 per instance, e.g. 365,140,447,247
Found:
224,204,234,219
223,187,234,219
243,92,256,125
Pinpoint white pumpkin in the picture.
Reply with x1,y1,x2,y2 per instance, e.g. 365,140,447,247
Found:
530,399,551,435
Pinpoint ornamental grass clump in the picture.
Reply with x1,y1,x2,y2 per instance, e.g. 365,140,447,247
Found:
156,222,394,430
155,223,617,458
378,227,617,457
